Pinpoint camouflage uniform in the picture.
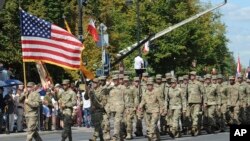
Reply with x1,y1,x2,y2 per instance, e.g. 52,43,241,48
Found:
246,79,250,124
187,71,204,136
61,80,77,141
166,78,187,138
216,74,228,131
19,82,42,141
139,81,164,141
203,75,220,133
227,76,240,125
108,75,125,141
123,77,139,139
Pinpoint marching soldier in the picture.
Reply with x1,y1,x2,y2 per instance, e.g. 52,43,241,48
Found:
187,71,204,136
203,75,220,134
166,78,187,138
60,79,77,141
217,74,228,131
19,82,42,141
108,75,125,141
138,80,164,141
227,76,240,125
123,76,139,140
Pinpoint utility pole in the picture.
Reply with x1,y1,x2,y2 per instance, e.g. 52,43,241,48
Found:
77,0,84,42
136,0,141,56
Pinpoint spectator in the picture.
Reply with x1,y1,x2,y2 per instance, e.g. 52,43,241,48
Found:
134,55,144,79
42,101,51,131
3,90,15,133
44,89,53,131
76,93,83,127
54,84,64,129
14,85,24,132
80,84,91,128
0,87,4,134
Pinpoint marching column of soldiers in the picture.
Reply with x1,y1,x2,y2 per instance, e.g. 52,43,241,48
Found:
87,71,250,141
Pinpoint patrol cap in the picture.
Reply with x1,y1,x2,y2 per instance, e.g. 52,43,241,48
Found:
205,74,211,79
170,78,177,83
27,82,35,87
134,77,140,81
79,84,86,91
229,76,235,80
237,74,243,78
99,76,106,80
92,78,99,83
156,74,162,79
212,75,217,80
142,72,149,77
123,76,129,81
190,71,196,75
62,79,70,85
217,74,223,79
165,73,172,79
183,75,189,80
147,81,154,85
162,78,166,82
178,77,183,81
246,79,250,83
112,75,119,80
118,74,124,79
55,83,61,88
199,77,204,82
148,77,154,82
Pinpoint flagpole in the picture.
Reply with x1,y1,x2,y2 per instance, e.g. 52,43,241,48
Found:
23,62,27,87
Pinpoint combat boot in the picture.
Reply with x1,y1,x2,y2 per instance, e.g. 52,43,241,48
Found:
125,133,132,140
191,126,198,136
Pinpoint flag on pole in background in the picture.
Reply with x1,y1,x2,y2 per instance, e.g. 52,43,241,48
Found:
236,56,241,77
36,61,53,89
20,10,82,70
87,18,99,42
142,41,149,54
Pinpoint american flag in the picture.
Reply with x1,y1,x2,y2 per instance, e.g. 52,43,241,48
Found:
20,10,82,70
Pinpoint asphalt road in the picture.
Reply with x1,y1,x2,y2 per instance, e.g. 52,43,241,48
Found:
0,127,230,141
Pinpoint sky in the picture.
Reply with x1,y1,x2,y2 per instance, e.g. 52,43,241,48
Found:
200,0,250,67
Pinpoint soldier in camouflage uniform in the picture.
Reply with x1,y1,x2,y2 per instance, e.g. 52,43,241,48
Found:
236,74,248,124
203,75,220,134
227,76,240,125
166,78,187,138
108,75,125,141
133,77,144,137
187,71,204,136
123,76,139,140
60,79,77,141
138,80,164,141
19,82,42,141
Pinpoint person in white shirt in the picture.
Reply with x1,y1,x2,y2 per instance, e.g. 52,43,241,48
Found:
82,90,91,128
134,55,144,79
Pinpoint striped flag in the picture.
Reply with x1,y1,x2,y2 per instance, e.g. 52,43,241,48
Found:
87,18,99,42
20,10,82,70
142,41,149,54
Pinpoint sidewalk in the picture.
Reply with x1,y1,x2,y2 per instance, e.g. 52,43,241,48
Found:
0,127,94,138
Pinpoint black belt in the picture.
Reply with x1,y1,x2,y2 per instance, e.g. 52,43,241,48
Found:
18,106,23,109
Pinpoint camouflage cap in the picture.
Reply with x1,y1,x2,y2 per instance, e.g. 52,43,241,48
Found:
112,75,119,80
92,78,99,83
162,78,166,82
183,75,189,80
229,76,235,80
54,83,61,88
118,74,124,79
123,76,129,81
205,74,212,79
190,71,197,75
62,79,70,85
246,79,250,83
199,77,204,82
165,73,172,79
142,72,149,77
237,74,243,78
178,77,183,81
212,75,217,80
134,77,140,81
27,82,35,87
148,77,154,82
156,74,162,79
217,74,223,79
147,81,154,85
170,78,177,83
99,76,106,80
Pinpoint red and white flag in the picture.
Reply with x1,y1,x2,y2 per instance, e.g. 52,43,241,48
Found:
236,56,241,76
20,10,82,70
142,41,149,54
87,18,99,42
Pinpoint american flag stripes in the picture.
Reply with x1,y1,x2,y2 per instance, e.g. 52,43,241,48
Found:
20,10,82,70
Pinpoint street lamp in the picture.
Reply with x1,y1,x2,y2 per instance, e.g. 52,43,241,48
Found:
77,0,88,42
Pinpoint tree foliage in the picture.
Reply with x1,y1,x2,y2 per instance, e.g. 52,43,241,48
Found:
0,0,235,82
